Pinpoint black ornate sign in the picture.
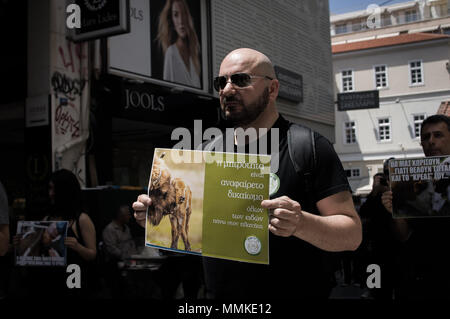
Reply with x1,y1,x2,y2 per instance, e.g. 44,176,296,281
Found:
337,90,380,111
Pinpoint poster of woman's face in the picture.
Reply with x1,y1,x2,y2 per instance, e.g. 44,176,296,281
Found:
151,0,203,89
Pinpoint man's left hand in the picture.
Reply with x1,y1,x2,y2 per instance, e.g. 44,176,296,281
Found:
261,196,303,237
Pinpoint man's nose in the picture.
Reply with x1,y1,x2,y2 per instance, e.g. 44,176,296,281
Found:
221,81,236,97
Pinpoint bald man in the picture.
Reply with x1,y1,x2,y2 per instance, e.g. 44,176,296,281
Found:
134,48,362,299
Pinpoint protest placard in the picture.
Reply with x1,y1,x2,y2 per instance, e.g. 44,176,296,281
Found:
145,148,270,264
389,156,450,218
15,221,68,266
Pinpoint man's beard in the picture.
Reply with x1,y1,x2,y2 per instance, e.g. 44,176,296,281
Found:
222,87,270,127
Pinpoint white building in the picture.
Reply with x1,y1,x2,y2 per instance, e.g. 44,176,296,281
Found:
332,32,450,195
330,0,450,196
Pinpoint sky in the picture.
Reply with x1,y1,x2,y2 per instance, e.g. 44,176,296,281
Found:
329,0,411,15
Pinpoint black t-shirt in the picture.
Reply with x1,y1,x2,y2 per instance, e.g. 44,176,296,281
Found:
359,193,397,245
202,115,351,299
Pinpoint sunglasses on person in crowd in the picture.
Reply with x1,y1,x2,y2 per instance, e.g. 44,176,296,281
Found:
213,73,273,92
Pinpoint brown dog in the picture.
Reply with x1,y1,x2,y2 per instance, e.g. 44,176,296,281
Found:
169,178,192,251
148,153,193,251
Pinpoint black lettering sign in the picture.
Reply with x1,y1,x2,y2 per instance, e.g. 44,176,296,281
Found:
274,66,303,103
71,0,129,42
337,90,379,111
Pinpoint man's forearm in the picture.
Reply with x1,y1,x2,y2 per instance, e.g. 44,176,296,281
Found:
294,211,362,252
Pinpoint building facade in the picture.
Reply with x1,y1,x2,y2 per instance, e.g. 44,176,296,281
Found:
331,0,450,38
332,27,450,195
103,0,336,189
0,0,337,215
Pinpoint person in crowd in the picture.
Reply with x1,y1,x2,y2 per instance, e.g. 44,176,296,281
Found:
14,169,97,298
0,181,8,257
382,114,450,299
156,0,201,88
358,171,398,300
47,169,97,265
133,48,362,299
102,205,137,298
102,205,137,262
0,181,9,299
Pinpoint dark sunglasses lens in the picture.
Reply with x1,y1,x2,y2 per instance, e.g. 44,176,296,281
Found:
213,77,219,91
231,73,251,87
214,76,227,91
214,74,252,91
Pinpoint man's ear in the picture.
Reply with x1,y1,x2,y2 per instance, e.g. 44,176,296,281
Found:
269,79,279,100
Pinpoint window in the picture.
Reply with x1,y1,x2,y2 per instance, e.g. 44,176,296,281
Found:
335,23,348,34
381,14,392,27
342,70,354,92
345,168,361,179
405,9,418,23
344,121,357,144
374,65,388,88
437,4,446,18
351,19,365,32
413,114,426,138
378,118,391,141
410,60,423,86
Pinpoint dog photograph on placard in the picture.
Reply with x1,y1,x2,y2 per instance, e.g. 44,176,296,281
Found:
146,149,204,253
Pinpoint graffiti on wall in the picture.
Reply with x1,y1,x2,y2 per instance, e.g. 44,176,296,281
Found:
55,98,80,138
51,72,86,101
52,36,89,186
58,41,87,73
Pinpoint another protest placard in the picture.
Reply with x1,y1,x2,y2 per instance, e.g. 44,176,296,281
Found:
389,156,450,218
145,148,270,264
15,221,68,266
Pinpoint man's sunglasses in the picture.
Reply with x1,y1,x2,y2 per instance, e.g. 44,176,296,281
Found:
213,73,273,92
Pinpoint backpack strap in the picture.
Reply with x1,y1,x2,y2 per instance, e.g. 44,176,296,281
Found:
287,123,316,175
287,123,317,210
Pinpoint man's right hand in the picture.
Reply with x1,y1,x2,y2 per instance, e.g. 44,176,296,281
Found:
132,194,152,228
381,190,393,214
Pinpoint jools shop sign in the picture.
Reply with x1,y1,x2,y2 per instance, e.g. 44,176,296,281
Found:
124,88,165,112
116,80,220,127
